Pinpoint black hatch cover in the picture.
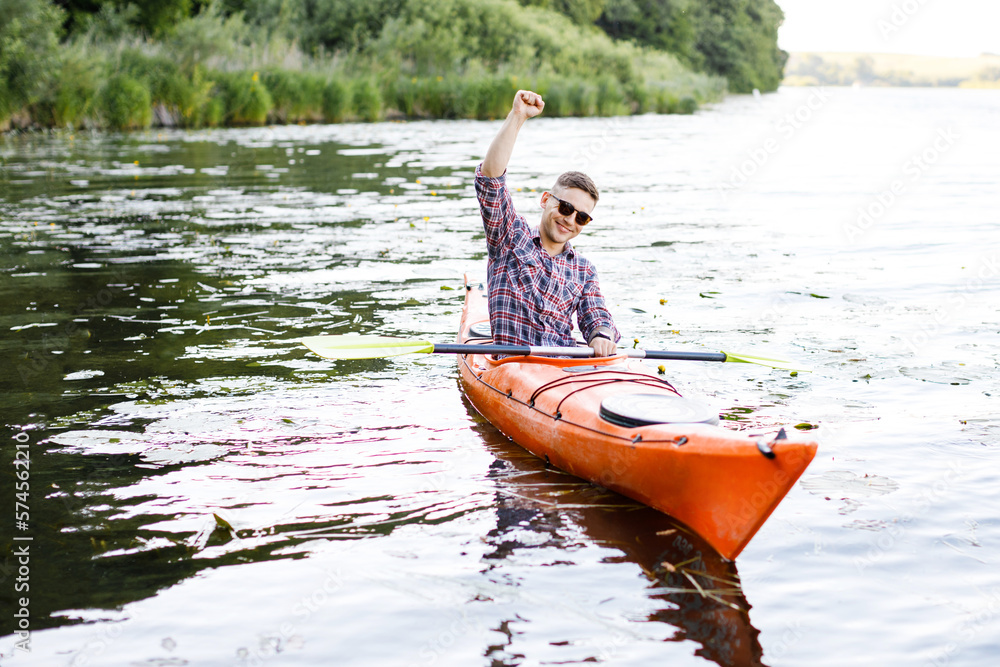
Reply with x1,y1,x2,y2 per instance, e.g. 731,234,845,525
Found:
468,322,492,338
600,393,720,428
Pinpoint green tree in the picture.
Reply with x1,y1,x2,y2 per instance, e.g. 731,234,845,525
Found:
54,0,198,37
597,0,700,67
691,0,787,92
595,0,787,93
0,0,65,123
233,0,405,55
51,0,103,34
519,0,606,25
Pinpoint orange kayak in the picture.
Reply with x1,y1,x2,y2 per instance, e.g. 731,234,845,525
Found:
458,279,817,561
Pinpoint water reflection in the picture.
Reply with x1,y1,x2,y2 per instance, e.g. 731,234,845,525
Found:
472,411,764,667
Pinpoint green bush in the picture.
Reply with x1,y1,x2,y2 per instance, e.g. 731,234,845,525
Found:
30,47,101,128
467,75,518,119
0,0,64,123
117,50,191,118
652,86,679,114
164,5,242,75
214,71,273,125
566,80,597,117
373,0,641,86
200,95,225,127
100,74,152,130
175,66,216,127
108,48,221,127
678,95,697,114
388,77,418,117
412,77,464,118
387,74,515,120
351,78,382,122
263,70,325,123
536,79,567,117
625,80,650,114
595,75,628,116
322,78,350,122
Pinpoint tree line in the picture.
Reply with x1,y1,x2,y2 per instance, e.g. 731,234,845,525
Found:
1,0,786,131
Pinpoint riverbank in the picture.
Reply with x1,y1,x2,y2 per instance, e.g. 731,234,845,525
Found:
0,67,723,134
1,0,727,133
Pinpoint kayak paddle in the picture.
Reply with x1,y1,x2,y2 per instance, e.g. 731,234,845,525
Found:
299,335,811,372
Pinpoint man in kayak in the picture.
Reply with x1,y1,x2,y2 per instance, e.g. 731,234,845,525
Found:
476,89,621,357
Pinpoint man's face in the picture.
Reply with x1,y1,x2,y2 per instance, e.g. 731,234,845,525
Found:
538,188,596,252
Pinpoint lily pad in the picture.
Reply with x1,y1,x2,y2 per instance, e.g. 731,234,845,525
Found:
899,365,974,385
800,470,899,498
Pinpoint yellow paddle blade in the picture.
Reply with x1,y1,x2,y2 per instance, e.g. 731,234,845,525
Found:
300,335,434,360
722,351,813,373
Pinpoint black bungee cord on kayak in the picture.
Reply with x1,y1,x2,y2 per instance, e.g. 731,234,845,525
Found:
460,354,690,446
527,370,681,417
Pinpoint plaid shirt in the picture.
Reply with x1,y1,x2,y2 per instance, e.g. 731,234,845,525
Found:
475,165,619,348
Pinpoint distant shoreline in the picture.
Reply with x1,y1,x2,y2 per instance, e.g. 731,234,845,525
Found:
783,52,1000,88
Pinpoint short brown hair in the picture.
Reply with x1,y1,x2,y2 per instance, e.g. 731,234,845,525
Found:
553,171,599,203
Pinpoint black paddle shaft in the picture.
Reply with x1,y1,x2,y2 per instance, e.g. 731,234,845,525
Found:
433,343,538,356
432,343,728,362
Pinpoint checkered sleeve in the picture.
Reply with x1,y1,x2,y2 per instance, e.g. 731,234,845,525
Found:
576,263,620,344
474,164,518,257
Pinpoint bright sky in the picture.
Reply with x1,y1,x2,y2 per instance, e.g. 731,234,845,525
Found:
778,0,1000,57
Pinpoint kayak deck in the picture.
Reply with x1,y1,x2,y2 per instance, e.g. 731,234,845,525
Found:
457,279,817,561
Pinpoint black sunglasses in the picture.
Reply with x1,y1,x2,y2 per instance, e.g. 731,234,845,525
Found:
548,193,593,226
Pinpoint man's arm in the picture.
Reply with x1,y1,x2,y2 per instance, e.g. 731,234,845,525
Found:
578,266,620,357
481,90,545,177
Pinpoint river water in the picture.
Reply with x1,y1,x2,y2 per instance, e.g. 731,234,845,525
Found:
1,86,998,666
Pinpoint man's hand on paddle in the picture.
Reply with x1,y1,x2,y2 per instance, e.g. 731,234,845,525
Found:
512,90,544,120
589,334,617,358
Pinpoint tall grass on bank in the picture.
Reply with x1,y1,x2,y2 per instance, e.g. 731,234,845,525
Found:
15,66,721,131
